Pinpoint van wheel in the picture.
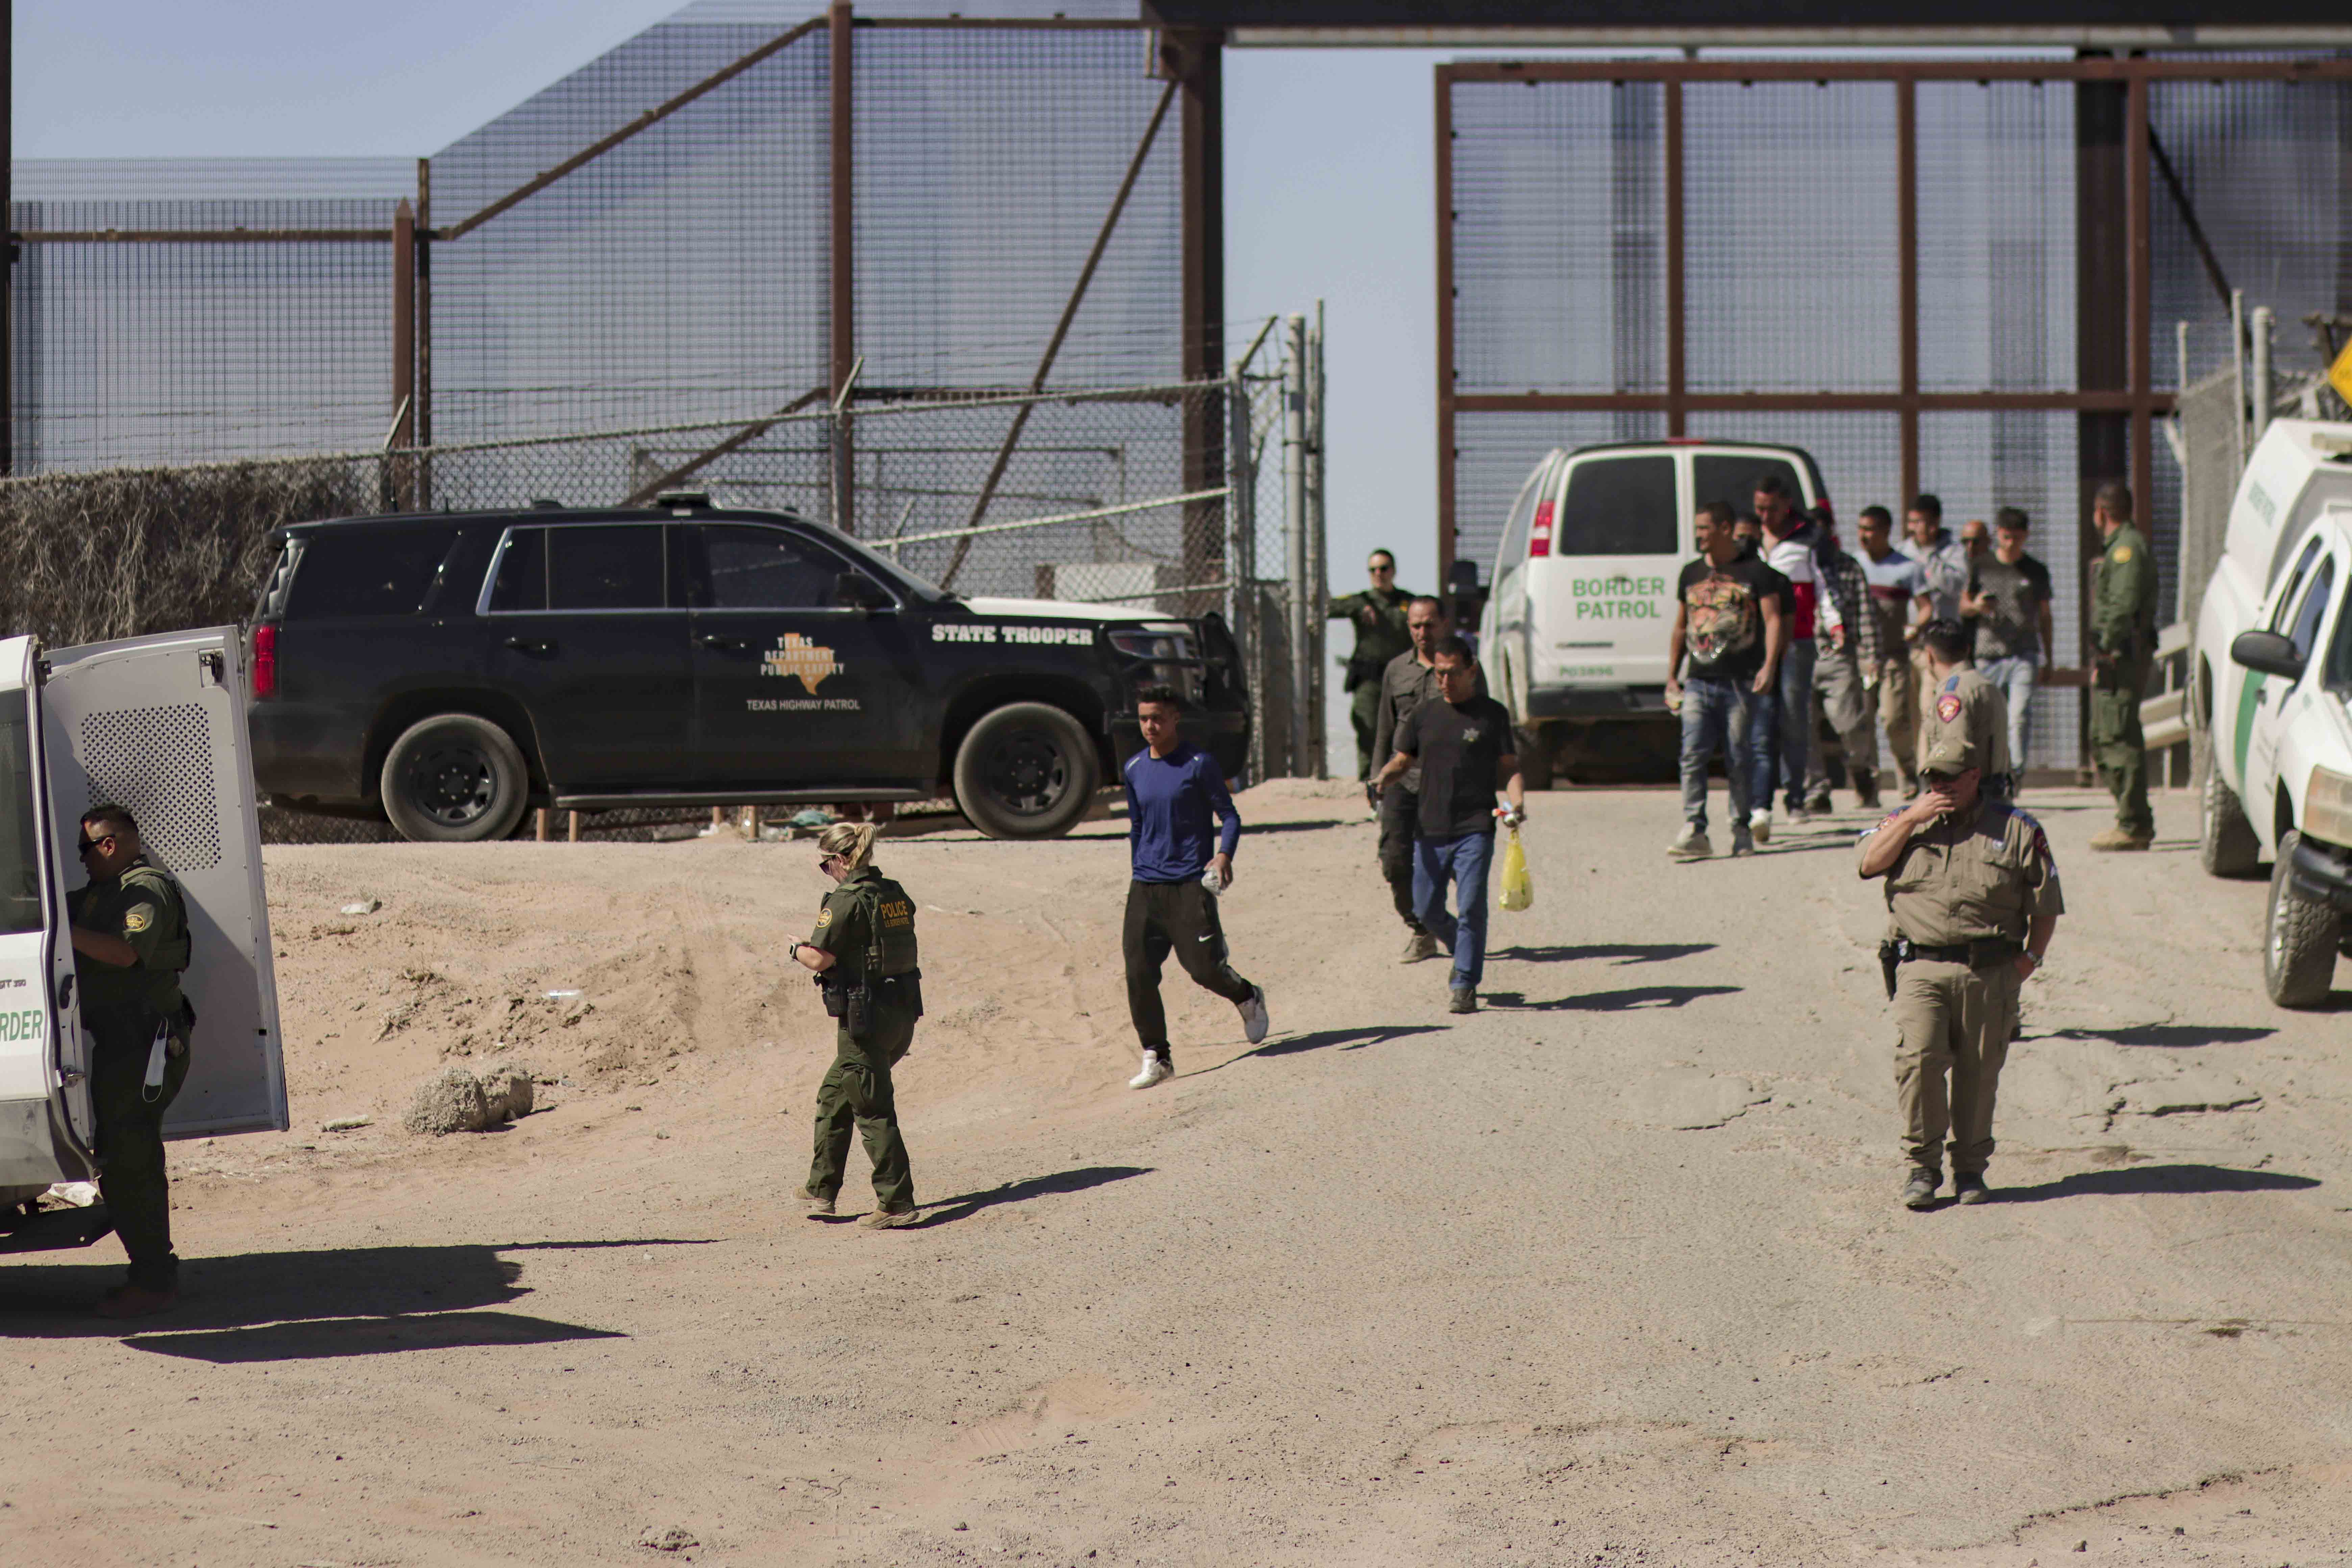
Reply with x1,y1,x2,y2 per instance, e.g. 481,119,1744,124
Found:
953,702,1101,841
2263,831,2342,1008
380,714,531,843
1514,725,1554,792
2200,767,2262,879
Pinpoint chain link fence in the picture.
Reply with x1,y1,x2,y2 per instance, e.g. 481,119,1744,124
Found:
1,336,1326,841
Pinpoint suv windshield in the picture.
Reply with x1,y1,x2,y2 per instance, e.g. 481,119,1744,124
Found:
0,691,43,936
825,529,953,603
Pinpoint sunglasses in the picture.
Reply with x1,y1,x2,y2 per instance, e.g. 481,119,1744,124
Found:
75,833,115,854
1369,563,1395,573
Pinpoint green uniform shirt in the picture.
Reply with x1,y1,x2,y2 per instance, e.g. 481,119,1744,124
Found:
1327,586,1416,686
2089,522,2158,657
67,858,190,1024
810,866,918,983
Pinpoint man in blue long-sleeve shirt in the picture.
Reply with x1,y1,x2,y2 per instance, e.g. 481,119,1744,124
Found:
1121,685,1269,1089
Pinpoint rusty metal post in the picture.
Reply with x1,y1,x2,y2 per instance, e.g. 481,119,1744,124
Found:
1896,78,1919,507
415,159,433,506
1283,315,1310,776
2126,71,2154,537
1173,28,1225,611
1663,78,1685,442
829,1,857,534
391,200,417,506
536,808,550,842
1,0,11,477
1435,67,1457,575
567,810,580,843
2076,71,2129,768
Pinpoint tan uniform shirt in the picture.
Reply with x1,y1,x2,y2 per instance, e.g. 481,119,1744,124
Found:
1859,797,2064,947
1922,664,2013,781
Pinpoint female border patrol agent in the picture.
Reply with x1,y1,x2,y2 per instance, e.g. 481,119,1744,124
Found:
787,822,922,1229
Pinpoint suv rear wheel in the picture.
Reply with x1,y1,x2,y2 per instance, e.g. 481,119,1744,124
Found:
380,713,531,843
2200,766,2262,878
952,702,1100,840
2263,830,2342,1008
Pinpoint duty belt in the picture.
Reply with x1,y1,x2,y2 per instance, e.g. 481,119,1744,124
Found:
1894,936,2021,968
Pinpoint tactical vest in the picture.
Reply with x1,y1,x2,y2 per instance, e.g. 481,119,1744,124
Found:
830,869,918,980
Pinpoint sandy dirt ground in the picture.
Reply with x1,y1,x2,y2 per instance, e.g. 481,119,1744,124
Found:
3,780,2351,1567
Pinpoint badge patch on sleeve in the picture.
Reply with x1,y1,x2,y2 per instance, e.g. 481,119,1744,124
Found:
814,907,833,929
123,905,153,935
2111,545,2133,563
1936,693,1963,723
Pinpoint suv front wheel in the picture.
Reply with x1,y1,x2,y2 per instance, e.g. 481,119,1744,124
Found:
2263,830,2342,1008
952,702,1101,840
380,713,532,843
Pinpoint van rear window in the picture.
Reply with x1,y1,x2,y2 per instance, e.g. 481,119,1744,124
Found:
283,528,456,620
1694,454,1805,515
1559,456,1676,556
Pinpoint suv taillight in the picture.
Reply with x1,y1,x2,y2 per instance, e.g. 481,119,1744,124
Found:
1527,499,1555,558
252,624,277,699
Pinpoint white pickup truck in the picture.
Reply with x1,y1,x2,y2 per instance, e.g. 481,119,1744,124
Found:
1476,439,1829,784
2190,419,2352,1007
0,627,286,1256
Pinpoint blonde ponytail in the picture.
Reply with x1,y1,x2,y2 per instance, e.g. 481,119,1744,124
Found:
817,820,878,871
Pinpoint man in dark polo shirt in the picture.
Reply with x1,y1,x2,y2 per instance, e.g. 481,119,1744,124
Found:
1960,506,2054,789
1369,594,1487,963
1371,637,1524,1015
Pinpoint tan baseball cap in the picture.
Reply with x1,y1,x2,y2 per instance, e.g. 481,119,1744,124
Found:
1921,732,1982,777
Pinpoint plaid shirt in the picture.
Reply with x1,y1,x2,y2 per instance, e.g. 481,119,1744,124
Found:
1820,546,1883,667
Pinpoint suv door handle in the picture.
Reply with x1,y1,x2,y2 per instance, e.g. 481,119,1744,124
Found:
503,636,554,655
699,634,750,653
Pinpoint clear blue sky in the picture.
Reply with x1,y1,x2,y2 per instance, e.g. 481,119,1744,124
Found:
16,4,1468,769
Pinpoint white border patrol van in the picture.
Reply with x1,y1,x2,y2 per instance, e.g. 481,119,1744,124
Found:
2189,419,2352,1006
1477,440,1828,784
0,626,286,1256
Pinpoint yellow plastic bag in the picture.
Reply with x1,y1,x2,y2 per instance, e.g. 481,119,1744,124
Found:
1499,825,1534,912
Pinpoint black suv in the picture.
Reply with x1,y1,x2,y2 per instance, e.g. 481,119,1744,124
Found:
246,497,1249,841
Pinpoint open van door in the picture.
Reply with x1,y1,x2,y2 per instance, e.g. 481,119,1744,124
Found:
41,628,286,1139
0,635,94,1193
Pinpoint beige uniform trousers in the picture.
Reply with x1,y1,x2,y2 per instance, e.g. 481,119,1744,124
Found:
1891,956,2021,1175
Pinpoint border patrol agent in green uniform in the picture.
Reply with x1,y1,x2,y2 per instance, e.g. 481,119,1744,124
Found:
1858,733,2063,1210
1328,549,1416,781
788,821,922,1229
66,805,194,1318
2086,481,2158,849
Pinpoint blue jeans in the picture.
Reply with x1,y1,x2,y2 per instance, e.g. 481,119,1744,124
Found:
1677,677,1760,834
1413,831,1494,990
1770,638,1818,810
1978,656,2037,780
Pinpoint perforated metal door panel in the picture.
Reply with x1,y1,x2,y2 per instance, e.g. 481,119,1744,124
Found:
42,627,286,1137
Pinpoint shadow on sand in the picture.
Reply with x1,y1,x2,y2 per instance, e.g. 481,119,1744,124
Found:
1991,1163,2320,1204
0,1238,713,1357
1484,984,1742,1013
909,1165,1154,1229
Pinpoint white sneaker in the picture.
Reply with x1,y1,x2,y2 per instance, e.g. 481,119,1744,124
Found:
1668,822,1712,860
1786,803,1814,825
1748,808,1773,844
1238,985,1270,1046
1128,1053,1173,1091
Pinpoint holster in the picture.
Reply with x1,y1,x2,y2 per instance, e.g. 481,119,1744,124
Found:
1877,939,1901,1000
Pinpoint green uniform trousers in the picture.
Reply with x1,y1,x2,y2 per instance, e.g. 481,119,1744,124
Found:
1349,679,1382,781
90,1011,191,1291
1891,957,2020,1177
2090,655,2154,837
806,1009,916,1213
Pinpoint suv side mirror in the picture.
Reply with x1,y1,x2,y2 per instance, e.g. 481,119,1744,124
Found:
2230,628,2305,680
834,572,892,611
